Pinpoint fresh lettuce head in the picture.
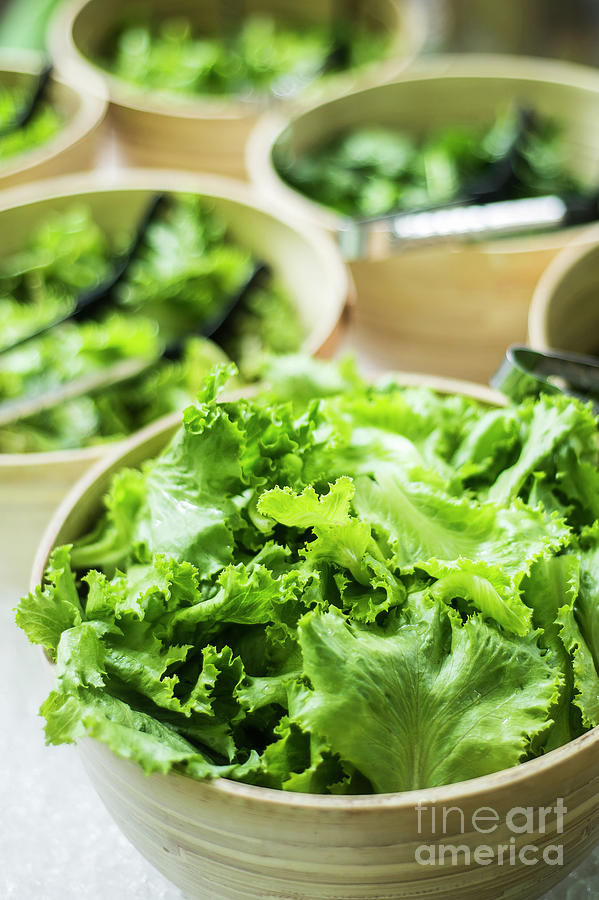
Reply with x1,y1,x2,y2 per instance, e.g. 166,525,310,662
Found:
16,361,599,793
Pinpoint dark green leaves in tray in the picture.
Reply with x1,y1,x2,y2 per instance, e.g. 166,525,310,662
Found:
0,195,302,453
16,358,599,793
277,105,583,218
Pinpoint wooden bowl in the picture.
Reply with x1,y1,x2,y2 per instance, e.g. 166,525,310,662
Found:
28,373,599,900
0,168,349,594
48,0,428,180
248,54,599,383
0,48,106,189
529,224,599,354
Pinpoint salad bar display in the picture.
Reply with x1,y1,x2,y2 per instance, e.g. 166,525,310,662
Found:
49,0,422,177
2,1,599,898
249,57,599,383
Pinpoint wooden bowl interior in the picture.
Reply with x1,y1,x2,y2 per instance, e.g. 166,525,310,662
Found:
531,240,599,353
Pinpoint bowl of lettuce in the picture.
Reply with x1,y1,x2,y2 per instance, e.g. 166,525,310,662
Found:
0,169,347,596
18,357,599,899
0,48,106,189
49,0,427,178
248,54,599,382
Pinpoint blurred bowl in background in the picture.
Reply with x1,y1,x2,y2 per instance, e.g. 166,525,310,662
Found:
248,54,599,384
0,168,349,596
0,48,106,188
48,0,428,180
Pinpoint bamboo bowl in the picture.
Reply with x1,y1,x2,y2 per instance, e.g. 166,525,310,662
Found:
529,224,599,354
48,0,427,180
0,49,106,189
0,168,349,595
28,374,599,900
248,54,599,383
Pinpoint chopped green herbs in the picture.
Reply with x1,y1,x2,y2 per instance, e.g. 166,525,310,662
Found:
16,359,599,792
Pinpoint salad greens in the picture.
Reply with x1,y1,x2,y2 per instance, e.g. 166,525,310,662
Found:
16,358,599,793
0,195,302,453
0,81,61,163
101,14,389,99
276,106,583,217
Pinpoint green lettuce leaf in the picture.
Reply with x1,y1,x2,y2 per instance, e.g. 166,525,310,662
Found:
16,367,599,795
293,606,559,791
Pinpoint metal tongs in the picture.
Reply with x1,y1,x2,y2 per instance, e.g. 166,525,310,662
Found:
0,61,53,138
492,345,599,414
338,106,599,261
337,194,597,260
268,0,356,99
1,192,167,356
0,194,269,427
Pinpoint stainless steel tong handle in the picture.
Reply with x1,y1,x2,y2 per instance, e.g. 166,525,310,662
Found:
338,195,569,261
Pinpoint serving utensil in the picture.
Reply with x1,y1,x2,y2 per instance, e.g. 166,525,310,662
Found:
465,105,535,203
0,192,166,357
338,191,599,260
318,0,357,76
336,103,599,260
0,262,269,428
270,0,360,98
492,344,599,413
0,60,53,138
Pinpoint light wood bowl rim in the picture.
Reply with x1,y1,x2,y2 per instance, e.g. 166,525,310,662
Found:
0,167,350,469
30,371,599,809
49,0,426,121
529,222,599,349
246,52,599,241
0,47,106,179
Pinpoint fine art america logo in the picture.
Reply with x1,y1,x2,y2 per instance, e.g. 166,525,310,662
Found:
414,800,566,867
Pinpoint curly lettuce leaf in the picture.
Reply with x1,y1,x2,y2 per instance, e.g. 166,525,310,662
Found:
557,526,599,727
15,372,599,794
293,606,559,791
15,546,83,655
522,555,582,750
